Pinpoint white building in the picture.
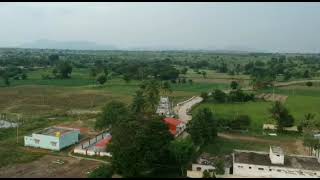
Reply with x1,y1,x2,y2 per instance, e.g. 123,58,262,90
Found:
233,146,320,178
156,96,173,117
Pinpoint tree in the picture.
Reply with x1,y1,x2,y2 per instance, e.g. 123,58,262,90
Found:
110,116,173,177
299,113,316,133
215,160,225,175
213,89,227,103
230,81,239,90
21,73,27,80
229,115,251,130
141,80,160,113
123,74,131,83
203,170,213,178
200,92,209,102
48,54,59,66
55,61,72,79
88,164,114,178
161,81,172,96
180,67,188,75
96,74,107,85
303,70,310,78
306,81,313,87
169,138,196,176
90,67,97,78
201,71,207,79
95,100,129,130
269,101,294,132
131,90,146,115
187,108,217,145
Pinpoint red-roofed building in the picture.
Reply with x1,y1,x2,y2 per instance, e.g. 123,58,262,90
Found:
94,134,112,152
163,117,186,138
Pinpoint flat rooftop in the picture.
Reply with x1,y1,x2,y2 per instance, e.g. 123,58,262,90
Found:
234,150,320,171
271,146,284,155
36,126,79,137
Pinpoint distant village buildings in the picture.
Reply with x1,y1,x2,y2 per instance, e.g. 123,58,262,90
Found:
188,146,320,178
156,96,174,117
233,146,320,178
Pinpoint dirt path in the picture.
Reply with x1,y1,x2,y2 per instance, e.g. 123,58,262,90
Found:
174,96,203,123
0,155,102,178
218,133,276,144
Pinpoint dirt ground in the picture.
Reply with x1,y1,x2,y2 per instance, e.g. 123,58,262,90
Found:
0,155,102,178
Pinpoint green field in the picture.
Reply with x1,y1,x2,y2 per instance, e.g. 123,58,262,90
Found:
202,137,269,156
194,84,320,132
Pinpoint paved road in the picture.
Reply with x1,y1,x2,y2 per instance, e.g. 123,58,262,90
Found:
174,96,203,123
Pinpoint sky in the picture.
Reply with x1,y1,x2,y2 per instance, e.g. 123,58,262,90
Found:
0,2,320,53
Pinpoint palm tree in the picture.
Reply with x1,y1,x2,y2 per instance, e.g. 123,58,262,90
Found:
131,90,146,115
161,81,172,96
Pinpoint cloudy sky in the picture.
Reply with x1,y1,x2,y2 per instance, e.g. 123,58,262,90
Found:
1,2,320,53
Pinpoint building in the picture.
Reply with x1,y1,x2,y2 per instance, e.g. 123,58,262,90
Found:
74,132,112,157
156,96,173,117
94,134,112,152
187,153,232,178
163,117,186,137
233,146,320,178
24,126,80,151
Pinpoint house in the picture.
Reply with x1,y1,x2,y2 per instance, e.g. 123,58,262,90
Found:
24,126,80,151
186,153,233,178
232,146,320,178
74,132,112,157
94,134,112,152
262,124,298,132
163,117,186,137
156,96,173,117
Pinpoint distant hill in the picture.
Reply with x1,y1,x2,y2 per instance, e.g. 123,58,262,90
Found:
19,39,118,50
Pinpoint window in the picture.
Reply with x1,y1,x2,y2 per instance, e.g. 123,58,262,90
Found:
258,168,264,171
238,166,243,168
249,167,252,169
277,169,281,172
196,167,202,171
34,139,40,144
276,155,280,157
51,142,57,147
269,169,272,171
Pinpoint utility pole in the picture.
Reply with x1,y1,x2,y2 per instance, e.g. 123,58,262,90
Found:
16,114,20,144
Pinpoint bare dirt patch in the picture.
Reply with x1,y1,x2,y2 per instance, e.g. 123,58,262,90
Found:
0,155,102,178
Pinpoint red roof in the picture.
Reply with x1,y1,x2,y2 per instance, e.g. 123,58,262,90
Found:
163,117,184,127
95,136,112,148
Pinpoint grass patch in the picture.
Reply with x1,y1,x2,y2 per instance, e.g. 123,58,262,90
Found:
202,137,269,156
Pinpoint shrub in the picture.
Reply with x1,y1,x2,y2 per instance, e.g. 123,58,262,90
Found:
306,81,313,87
88,164,114,178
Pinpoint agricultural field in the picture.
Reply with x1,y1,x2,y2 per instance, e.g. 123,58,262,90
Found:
194,82,320,133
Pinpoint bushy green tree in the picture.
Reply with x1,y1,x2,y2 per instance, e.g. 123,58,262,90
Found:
88,164,114,178
269,101,294,132
169,138,196,176
187,108,217,145
110,115,173,177
95,100,129,130
96,74,107,85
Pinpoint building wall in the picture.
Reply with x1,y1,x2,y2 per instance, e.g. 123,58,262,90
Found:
233,162,320,178
24,134,60,151
24,130,80,151
59,130,80,150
